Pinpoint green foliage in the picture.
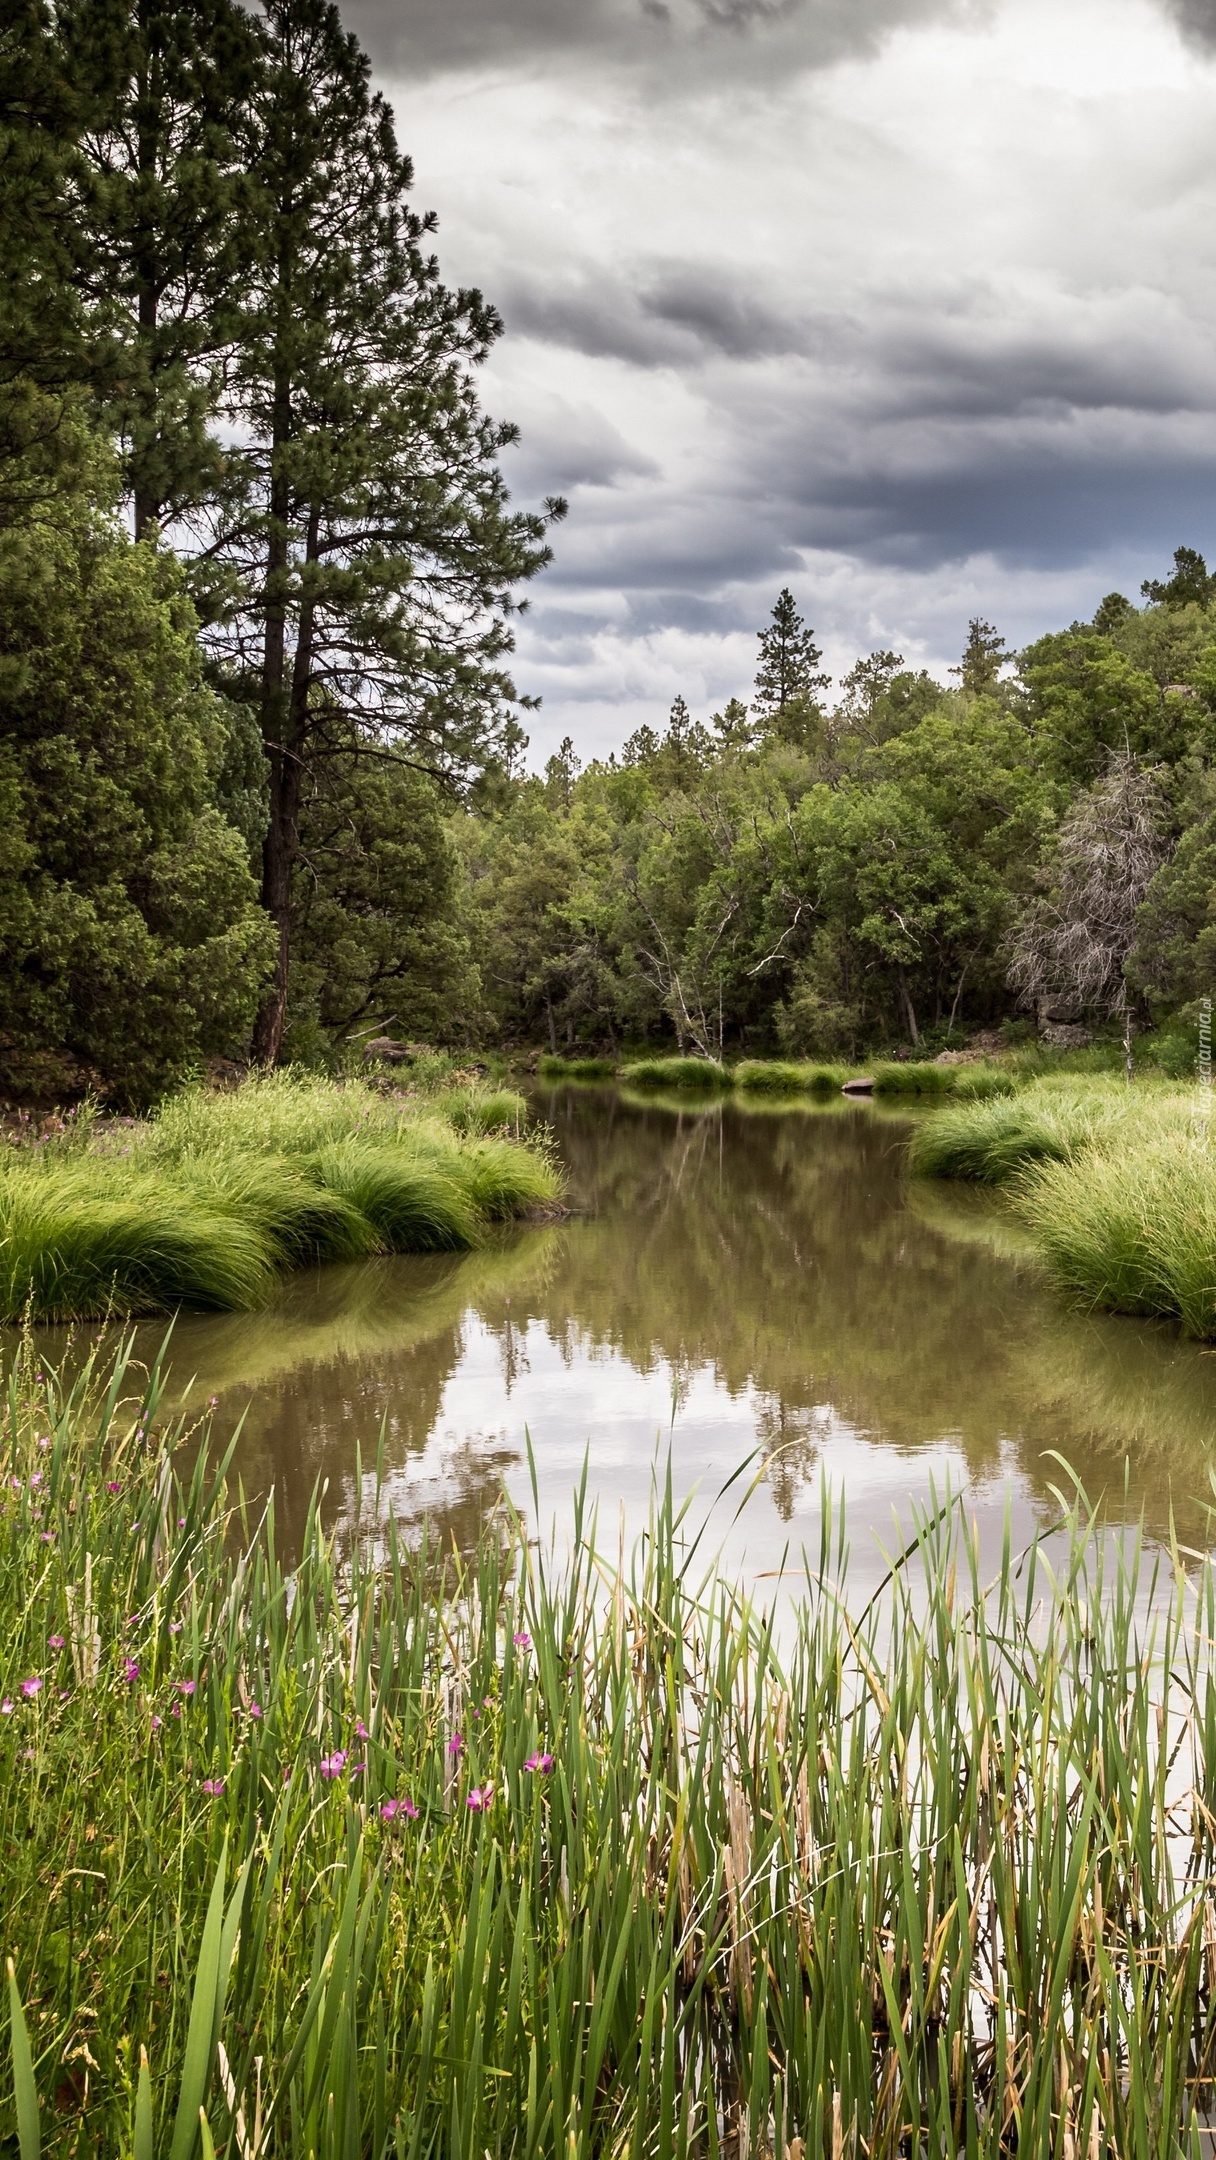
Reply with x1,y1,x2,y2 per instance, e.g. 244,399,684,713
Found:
6,1341,1216,2152
0,1074,559,1318
0,500,272,1102
285,752,480,1058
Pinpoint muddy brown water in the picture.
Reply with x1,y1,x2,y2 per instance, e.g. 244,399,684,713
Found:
31,1086,1216,1595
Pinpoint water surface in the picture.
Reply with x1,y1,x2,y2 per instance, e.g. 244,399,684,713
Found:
88,1085,1216,1594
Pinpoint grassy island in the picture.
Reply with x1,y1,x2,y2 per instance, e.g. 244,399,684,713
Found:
0,1076,560,1323
3,1341,1216,2157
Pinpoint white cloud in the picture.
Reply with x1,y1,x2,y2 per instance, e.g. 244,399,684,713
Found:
375,0,1216,759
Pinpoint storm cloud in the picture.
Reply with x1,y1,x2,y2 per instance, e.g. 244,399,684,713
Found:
365,0,1216,759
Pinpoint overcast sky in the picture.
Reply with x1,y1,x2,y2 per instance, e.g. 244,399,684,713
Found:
352,0,1216,762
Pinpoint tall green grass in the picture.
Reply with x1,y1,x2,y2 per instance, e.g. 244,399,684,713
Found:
870,1060,1017,1100
618,1054,732,1090
732,1058,853,1094
4,1339,1216,2157
0,1075,560,1321
537,1056,618,1081
905,1075,1143,1182
905,1074,1216,1334
1019,1132,1216,1336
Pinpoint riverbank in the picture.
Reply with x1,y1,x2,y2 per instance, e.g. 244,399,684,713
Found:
907,1074,1216,1333
3,1338,1214,2157
0,1074,560,1321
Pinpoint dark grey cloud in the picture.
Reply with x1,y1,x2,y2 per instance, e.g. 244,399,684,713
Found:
1162,0,1216,46
349,0,977,83
498,264,813,366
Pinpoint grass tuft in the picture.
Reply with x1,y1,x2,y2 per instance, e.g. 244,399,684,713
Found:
0,1074,561,1320
537,1055,618,1080
732,1059,853,1094
619,1055,732,1090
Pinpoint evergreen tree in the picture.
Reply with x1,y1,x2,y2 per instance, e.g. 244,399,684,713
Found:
0,0,96,511
710,696,753,752
1141,546,1216,609
207,0,560,1062
950,618,1006,694
754,588,830,716
60,0,261,538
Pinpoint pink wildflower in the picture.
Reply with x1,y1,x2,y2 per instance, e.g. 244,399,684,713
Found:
201,1777,226,1796
320,1750,347,1779
1,1700,12,1715
105,1481,121,1494
47,1634,65,1650
176,1679,195,1696
247,1702,262,1719
169,1621,183,1634
151,1715,162,1731
513,1631,532,1650
20,1677,41,1699
380,1797,419,1821
447,1733,463,1758
466,1783,495,1812
122,1658,139,1683
355,1718,369,1740
523,1752,554,1774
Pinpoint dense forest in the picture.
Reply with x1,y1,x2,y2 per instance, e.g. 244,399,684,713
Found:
3,0,1216,1100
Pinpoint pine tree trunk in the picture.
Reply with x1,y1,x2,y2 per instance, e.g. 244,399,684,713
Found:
252,482,318,1064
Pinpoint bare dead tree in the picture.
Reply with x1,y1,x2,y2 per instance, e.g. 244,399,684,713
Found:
1006,752,1172,1078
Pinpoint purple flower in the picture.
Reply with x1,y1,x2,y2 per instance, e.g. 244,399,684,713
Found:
380,1797,418,1821
176,1680,195,1697
20,1677,41,1700
150,1715,162,1731
39,1532,54,1543
513,1631,532,1651
320,1750,347,1779
466,1783,495,1812
47,1634,65,1651
169,1621,183,1635
201,1777,225,1796
447,1733,463,1758
1,1700,12,1716
29,1473,42,1490
246,1701,262,1720
523,1752,554,1775
355,1718,369,1740
122,1658,139,1683
105,1481,121,1494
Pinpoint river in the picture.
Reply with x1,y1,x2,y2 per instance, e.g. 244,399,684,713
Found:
71,1083,1216,1594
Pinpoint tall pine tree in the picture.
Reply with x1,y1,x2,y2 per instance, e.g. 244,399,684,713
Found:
753,588,830,751
209,0,560,1061
60,0,260,537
